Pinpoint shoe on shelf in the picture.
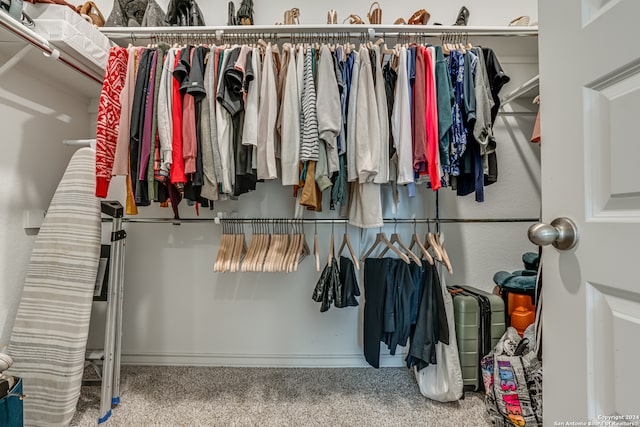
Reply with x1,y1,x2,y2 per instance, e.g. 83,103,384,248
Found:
228,1,237,25
78,1,105,27
327,9,337,24
343,14,365,24
508,15,530,26
454,6,469,25
367,1,382,24
284,8,300,25
394,17,406,25
408,9,430,25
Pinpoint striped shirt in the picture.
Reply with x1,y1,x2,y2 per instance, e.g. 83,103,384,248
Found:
300,48,319,161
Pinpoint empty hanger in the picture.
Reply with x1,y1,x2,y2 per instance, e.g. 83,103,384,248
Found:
409,220,434,265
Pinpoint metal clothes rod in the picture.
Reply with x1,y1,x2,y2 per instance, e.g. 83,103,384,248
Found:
103,217,540,224
501,74,540,106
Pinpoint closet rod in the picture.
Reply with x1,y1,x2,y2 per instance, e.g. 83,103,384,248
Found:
501,74,540,107
103,217,539,224
100,25,537,44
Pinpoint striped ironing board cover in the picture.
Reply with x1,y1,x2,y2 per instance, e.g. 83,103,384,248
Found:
8,148,101,426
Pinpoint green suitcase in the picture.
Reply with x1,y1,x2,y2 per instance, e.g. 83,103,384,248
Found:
449,285,506,391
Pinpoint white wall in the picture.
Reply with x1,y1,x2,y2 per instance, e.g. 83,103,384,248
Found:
0,0,541,367
0,52,94,349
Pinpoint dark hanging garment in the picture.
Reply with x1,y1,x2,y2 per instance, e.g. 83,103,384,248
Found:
136,49,159,206
312,262,338,312
482,47,510,186
184,46,209,204
406,262,449,370
384,260,415,355
363,258,392,368
217,47,256,197
383,61,397,158
338,256,360,308
130,49,153,205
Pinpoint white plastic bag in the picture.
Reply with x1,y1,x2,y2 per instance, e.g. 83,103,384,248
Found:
414,270,464,402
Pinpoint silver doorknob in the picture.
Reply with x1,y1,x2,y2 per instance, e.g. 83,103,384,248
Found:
528,217,579,250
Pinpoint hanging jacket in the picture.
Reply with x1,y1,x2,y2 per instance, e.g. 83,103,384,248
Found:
281,45,301,186
316,45,342,177
355,46,380,182
372,45,389,184
346,50,360,182
391,47,414,185
257,44,278,180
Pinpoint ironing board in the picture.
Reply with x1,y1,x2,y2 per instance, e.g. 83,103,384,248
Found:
8,147,101,426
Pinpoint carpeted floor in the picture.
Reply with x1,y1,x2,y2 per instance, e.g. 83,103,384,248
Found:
71,366,491,426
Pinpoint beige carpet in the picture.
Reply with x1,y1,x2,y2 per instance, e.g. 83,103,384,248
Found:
71,366,491,426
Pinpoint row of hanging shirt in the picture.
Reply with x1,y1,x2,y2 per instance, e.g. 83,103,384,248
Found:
95,37,510,226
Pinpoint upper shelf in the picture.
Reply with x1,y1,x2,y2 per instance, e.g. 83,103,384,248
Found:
101,24,538,46
0,12,103,97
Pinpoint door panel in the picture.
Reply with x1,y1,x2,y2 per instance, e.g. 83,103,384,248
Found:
585,66,640,218
540,0,640,422
587,283,640,416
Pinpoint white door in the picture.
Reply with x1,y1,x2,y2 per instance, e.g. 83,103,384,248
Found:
539,0,640,423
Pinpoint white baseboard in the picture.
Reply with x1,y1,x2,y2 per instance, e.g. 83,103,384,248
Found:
121,352,407,368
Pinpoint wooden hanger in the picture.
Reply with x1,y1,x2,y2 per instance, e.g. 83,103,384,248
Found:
214,221,236,272
252,220,270,272
281,221,296,273
361,229,411,264
427,230,453,275
408,221,434,265
297,222,311,271
337,223,360,270
241,221,258,272
378,221,422,264
230,222,247,272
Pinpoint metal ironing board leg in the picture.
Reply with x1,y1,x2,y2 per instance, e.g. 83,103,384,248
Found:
98,202,126,424
111,229,126,406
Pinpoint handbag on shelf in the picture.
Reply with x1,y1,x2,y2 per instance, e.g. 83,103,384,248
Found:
236,0,253,25
165,0,204,26
105,0,166,27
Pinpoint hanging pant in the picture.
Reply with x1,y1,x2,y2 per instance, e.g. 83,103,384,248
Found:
363,258,392,368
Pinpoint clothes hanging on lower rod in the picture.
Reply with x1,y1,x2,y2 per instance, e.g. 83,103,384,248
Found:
95,39,511,224
362,258,449,369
